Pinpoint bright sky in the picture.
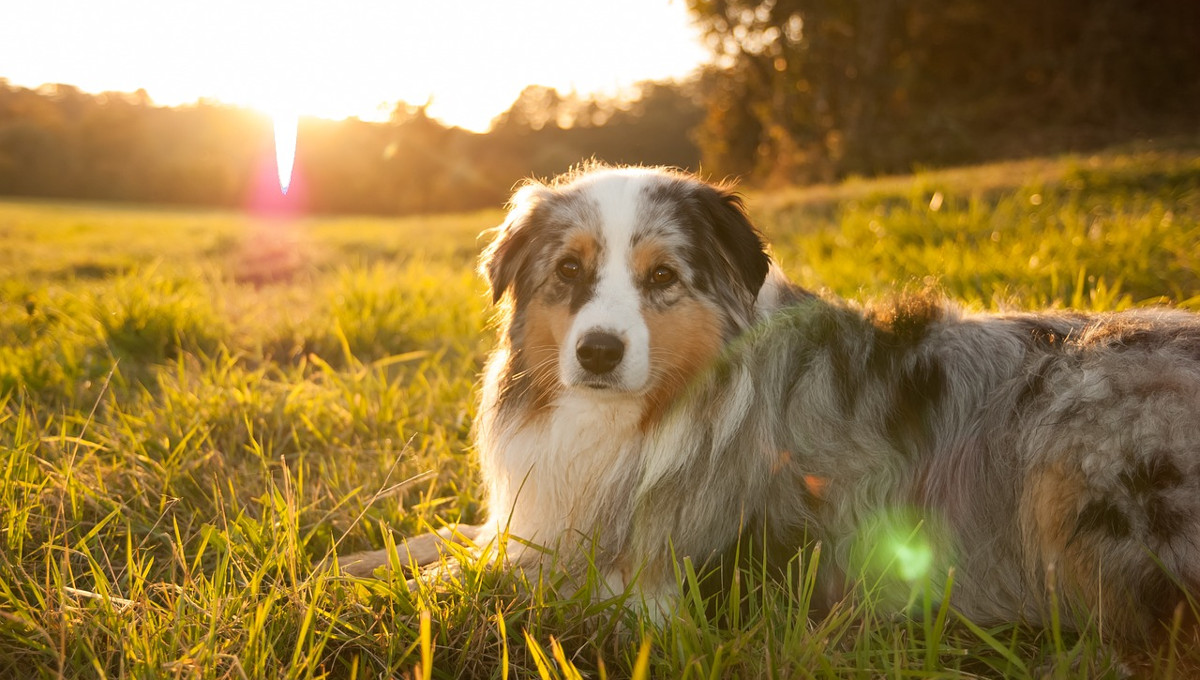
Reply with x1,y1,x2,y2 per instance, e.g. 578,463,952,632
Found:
0,0,711,132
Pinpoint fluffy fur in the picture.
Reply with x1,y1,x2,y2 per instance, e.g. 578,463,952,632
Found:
628,296,1200,653
338,164,798,579
474,165,800,566
339,165,1200,661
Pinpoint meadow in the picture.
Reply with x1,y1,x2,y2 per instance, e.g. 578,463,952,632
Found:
1,140,1199,678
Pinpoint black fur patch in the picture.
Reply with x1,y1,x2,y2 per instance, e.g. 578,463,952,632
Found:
1146,496,1188,541
1134,567,1190,624
885,356,947,458
1120,456,1184,496
565,272,597,313
697,188,770,296
486,201,569,307
1073,499,1132,540
486,216,540,304
807,311,861,416
866,298,946,453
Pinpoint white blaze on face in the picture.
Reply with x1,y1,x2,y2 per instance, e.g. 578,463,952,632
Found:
561,172,655,392
273,110,298,195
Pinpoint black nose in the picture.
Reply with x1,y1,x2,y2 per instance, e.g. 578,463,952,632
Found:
576,332,625,375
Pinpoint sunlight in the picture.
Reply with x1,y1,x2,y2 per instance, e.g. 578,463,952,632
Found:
272,108,298,195
2,1,709,133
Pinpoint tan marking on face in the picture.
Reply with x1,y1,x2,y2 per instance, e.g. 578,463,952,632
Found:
521,297,573,411
563,230,600,268
639,298,724,430
631,238,676,283
514,228,601,411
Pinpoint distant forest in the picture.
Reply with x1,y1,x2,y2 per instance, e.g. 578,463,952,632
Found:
0,80,705,215
2,0,1197,215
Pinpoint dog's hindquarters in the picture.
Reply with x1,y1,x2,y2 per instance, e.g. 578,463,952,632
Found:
1010,322,1200,645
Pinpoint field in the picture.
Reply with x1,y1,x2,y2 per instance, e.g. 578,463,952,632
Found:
2,140,1199,678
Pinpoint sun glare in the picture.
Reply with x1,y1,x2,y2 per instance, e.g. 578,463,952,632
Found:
272,109,298,195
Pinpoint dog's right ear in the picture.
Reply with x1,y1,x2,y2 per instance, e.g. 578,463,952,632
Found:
481,182,549,304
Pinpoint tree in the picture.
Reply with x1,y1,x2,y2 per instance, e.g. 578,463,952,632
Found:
687,0,1200,182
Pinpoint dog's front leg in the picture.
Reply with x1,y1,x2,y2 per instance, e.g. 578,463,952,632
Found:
335,523,484,577
592,559,676,624
611,477,774,620
614,372,782,619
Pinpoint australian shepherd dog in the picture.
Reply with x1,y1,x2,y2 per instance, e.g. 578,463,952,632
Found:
339,165,1199,663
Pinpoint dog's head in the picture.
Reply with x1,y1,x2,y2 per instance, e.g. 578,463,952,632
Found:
482,165,770,413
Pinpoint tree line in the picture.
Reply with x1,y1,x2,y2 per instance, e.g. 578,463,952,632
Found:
0,80,704,215
1,0,1196,213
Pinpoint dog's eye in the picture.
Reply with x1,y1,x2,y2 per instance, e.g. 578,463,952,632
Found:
557,257,582,281
649,266,677,287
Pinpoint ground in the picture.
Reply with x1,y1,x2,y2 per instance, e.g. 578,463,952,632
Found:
1,139,1198,678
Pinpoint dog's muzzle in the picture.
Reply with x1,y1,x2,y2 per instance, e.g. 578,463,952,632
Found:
576,331,625,375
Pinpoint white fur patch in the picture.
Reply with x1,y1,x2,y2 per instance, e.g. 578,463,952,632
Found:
560,172,654,392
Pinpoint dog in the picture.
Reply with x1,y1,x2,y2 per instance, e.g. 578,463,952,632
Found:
338,164,800,579
339,165,1199,662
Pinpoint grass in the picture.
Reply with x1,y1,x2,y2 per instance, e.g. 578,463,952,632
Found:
1,139,1199,678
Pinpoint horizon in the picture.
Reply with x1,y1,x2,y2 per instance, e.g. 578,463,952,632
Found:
0,0,711,133
0,75,690,132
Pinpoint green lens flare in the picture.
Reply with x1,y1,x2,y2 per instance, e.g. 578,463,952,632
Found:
891,537,934,582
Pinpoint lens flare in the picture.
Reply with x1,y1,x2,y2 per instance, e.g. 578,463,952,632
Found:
891,538,934,582
851,510,946,590
273,111,298,195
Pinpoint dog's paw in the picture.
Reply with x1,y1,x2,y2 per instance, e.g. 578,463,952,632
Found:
330,548,396,578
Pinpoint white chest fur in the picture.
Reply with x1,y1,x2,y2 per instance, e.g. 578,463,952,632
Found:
477,353,644,554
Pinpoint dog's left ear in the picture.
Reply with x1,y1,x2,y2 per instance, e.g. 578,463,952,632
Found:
481,182,548,304
692,183,771,296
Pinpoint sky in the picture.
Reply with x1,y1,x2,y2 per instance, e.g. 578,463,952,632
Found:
0,0,712,132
